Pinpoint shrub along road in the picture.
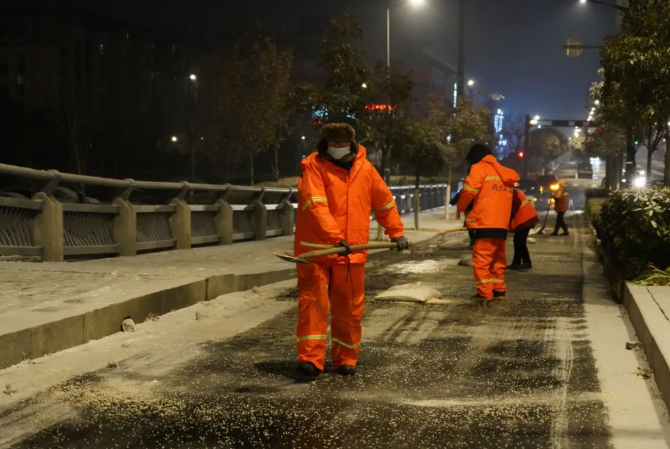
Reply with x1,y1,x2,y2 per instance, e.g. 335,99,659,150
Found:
2,214,670,449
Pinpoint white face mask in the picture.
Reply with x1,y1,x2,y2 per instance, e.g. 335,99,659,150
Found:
328,146,351,160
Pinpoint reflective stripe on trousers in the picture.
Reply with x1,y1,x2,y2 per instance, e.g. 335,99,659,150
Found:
296,263,365,371
472,237,507,299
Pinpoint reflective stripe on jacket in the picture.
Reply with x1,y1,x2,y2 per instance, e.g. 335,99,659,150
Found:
456,155,520,230
294,145,404,264
510,189,539,231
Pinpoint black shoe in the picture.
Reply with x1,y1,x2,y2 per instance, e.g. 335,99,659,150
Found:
493,291,506,299
560,232,570,237
507,263,522,270
297,362,320,379
520,263,533,270
336,365,357,376
550,232,559,236
471,294,493,302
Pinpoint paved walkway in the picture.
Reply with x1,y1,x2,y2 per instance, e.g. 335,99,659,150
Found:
2,212,669,448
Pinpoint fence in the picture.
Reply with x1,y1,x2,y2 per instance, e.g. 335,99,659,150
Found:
0,163,447,262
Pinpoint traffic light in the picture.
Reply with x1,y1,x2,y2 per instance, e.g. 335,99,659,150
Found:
517,151,525,158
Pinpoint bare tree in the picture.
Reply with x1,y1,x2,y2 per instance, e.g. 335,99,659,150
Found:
45,90,86,175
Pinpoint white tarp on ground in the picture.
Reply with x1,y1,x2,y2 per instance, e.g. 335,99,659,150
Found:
374,283,442,303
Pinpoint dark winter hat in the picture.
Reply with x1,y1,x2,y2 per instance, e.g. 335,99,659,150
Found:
466,143,493,165
322,123,356,142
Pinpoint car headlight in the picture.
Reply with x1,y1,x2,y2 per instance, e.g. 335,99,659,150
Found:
633,177,646,188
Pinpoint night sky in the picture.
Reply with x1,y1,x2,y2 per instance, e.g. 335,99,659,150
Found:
7,0,617,121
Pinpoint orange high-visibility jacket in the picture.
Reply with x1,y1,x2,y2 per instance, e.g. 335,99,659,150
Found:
553,191,569,212
510,189,539,231
294,145,404,264
457,155,520,230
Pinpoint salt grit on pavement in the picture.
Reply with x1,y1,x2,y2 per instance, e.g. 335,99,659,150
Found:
1,214,670,448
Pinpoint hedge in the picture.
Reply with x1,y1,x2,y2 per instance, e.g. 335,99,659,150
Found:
598,188,670,275
585,188,610,200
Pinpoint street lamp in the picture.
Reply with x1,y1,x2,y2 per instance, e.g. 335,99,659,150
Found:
578,0,629,13
467,79,475,87
171,136,178,142
387,0,426,70
189,74,197,81
384,0,425,184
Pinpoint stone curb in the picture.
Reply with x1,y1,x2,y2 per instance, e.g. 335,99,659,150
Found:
623,282,670,412
0,267,295,371
0,225,465,370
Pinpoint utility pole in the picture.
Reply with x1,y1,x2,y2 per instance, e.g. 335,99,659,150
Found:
523,115,530,179
456,0,466,100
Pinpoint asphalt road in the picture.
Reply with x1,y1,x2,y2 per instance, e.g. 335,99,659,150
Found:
4,214,634,449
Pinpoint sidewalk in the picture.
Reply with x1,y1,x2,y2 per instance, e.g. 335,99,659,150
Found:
0,209,463,370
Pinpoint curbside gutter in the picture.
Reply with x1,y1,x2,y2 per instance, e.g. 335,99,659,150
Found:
623,282,670,413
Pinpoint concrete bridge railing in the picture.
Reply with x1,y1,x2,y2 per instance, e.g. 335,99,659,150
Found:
0,163,447,262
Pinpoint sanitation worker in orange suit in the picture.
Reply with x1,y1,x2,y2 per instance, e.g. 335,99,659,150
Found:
457,144,520,301
294,122,408,378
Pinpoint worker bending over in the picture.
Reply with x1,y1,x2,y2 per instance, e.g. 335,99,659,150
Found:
550,181,569,236
508,188,539,270
457,144,520,301
294,121,408,378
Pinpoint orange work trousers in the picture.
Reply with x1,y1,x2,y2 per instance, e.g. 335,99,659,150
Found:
296,263,365,371
472,237,507,300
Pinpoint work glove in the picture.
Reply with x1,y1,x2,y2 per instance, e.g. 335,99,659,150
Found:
336,240,353,256
392,236,409,252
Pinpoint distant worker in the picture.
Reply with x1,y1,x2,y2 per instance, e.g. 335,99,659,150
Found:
457,144,520,301
550,181,570,236
294,121,408,378
508,188,539,270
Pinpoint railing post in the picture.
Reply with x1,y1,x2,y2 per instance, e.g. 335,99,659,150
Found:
112,198,137,256
279,200,294,237
215,199,234,245
32,192,64,262
251,199,268,241
169,198,192,249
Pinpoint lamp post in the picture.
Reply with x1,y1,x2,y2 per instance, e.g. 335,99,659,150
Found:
384,0,425,183
579,0,629,13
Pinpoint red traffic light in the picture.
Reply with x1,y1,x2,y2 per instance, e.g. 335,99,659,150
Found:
517,151,525,158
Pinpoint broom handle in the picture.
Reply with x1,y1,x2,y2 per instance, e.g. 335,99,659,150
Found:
298,242,405,260
433,227,469,237
298,227,468,260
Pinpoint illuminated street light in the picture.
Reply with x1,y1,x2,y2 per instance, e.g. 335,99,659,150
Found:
467,79,475,87
534,115,540,120
171,136,178,142
361,82,368,89
301,135,306,140
594,99,600,105
410,0,425,5
189,74,197,81
580,0,587,4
